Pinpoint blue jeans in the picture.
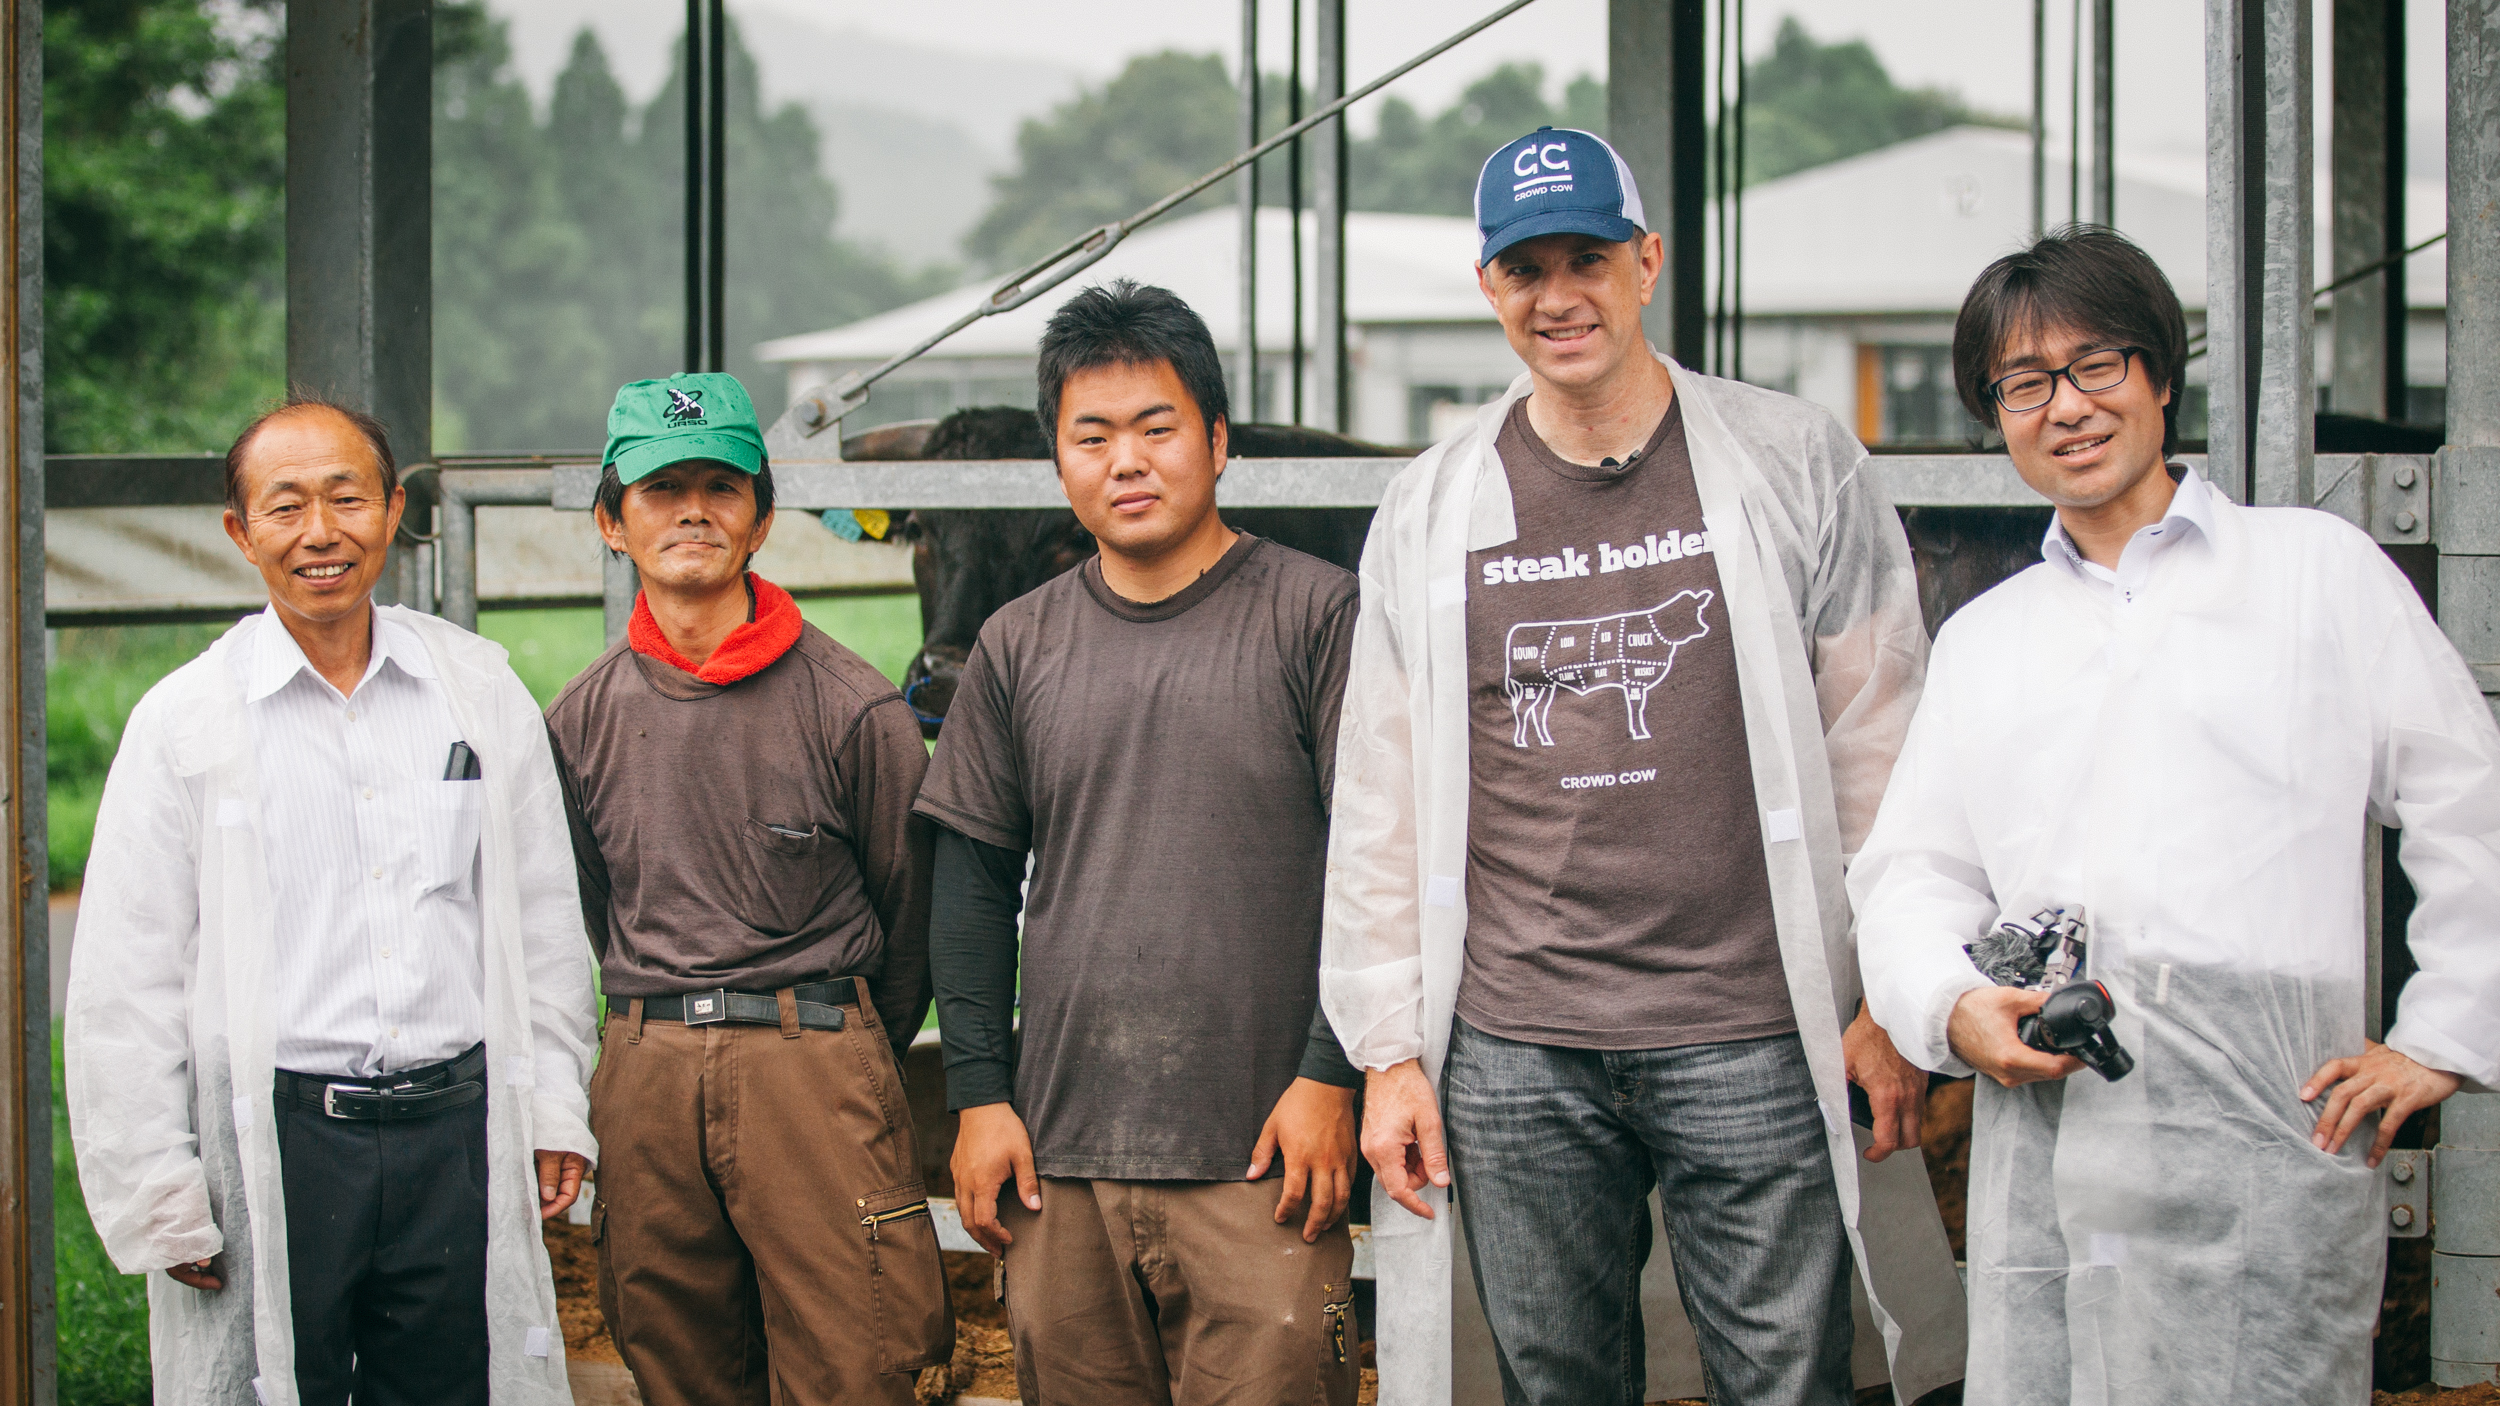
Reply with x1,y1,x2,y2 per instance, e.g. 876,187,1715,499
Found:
1444,1017,1854,1406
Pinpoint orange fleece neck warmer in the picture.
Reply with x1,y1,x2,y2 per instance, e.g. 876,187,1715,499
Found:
628,573,802,685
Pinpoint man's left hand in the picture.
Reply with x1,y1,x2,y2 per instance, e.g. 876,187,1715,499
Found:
2302,1042,2461,1168
537,1150,591,1221
1843,1004,1926,1163
1247,1077,1359,1244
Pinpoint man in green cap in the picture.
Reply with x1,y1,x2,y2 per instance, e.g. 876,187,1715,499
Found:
543,373,951,1405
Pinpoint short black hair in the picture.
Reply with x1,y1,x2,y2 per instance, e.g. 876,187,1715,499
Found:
1035,279,1230,457
1952,224,2191,454
224,394,399,518
592,459,777,558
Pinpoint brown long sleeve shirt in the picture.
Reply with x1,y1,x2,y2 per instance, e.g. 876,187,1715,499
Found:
544,622,934,1051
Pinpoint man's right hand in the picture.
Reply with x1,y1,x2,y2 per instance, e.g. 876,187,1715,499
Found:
951,1102,1039,1256
1360,1059,1450,1220
165,1254,226,1292
1949,986,2086,1087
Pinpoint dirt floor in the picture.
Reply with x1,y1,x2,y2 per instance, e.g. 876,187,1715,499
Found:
542,1079,2442,1404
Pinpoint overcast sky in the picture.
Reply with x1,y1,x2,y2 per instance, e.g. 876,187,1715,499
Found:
495,0,2451,167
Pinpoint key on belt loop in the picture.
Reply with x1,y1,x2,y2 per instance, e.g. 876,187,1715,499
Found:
684,990,731,1026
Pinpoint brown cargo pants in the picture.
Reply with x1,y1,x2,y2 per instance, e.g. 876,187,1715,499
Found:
997,1177,1361,1406
589,988,952,1406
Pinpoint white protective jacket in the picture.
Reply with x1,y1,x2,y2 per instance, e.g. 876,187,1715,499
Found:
65,606,598,1406
1851,481,2500,1403
1321,357,1968,1405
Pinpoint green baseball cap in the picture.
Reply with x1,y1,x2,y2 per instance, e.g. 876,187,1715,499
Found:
603,372,768,484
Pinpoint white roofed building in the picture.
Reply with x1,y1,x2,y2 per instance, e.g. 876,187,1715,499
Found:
758,126,2451,450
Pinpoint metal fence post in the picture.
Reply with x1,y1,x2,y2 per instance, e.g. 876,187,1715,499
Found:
2433,0,2500,1389
4,0,47,1393
2204,0,2313,506
1237,0,1261,421
2330,0,2406,422
1311,0,1348,435
603,552,638,649
1609,0,1707,367
286,0,433,607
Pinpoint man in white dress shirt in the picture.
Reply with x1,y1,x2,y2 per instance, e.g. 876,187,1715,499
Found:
1851,227,2500,1403
64,399,598,1405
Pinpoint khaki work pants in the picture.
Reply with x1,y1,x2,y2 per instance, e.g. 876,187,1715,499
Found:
998,1177,1361,1406
590,991,952,1406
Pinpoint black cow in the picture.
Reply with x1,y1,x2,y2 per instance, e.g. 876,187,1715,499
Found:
851,407,1390,734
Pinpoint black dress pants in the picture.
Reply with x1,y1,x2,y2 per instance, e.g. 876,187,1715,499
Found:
276,1093,491,1406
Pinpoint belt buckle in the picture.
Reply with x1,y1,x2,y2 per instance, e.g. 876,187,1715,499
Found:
684,990,731,1026
322,1083,363,1118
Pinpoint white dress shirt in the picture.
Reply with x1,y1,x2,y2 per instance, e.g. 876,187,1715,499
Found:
2039,464,2217,604
244,607,485,1077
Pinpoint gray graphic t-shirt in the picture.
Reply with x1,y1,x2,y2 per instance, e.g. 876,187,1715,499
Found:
1458,396,1794,1050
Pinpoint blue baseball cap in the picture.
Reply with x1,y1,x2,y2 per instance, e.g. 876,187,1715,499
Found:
1474,127,1648,265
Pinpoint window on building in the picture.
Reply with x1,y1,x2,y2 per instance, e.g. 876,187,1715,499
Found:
1857,344,1988,447
1409,384,1515,445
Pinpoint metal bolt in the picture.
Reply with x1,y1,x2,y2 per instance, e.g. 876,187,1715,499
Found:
2395,509,2419,533
2392,1159,2415,1183
2395,465,2419,490
801,400,827,429
2392,1204,2415,1229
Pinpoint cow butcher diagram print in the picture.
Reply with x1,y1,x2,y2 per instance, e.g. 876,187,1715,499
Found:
1503,590,1714,746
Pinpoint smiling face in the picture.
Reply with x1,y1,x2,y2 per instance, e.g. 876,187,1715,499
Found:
1990,320,2174,514
222,407,405,630
596,460,774,597
1052,357,1228,565
1478,230,1663,393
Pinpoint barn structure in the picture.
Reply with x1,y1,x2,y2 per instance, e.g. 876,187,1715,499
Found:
0,0,2496,1402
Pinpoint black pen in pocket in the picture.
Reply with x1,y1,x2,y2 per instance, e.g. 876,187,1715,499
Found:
443,741,481,780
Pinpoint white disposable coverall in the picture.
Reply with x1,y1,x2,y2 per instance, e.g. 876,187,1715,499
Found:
1852,482,2500,1404
65,606,599,1406
1320,357,1968,1406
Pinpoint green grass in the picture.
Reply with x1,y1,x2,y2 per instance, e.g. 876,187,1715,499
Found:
48,596,924,879
53,1031,151,1406
47,623,234,890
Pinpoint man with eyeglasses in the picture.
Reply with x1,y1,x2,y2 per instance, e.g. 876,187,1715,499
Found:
1851,226,2500,1402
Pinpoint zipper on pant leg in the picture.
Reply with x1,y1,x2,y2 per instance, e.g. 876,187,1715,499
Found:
860,1200,932,1241
1322,1283,1353,1365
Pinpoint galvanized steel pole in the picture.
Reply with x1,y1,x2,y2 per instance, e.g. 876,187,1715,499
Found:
2330,0,2406,422
1609,0,1708,366
2089,0,2113,226
2432,0,2500,1388
1238,0,1261,421
287,0,434,607
2031,0,2047,238
1313,0,1348,434
4,0,46,1392
2203,0,2313,506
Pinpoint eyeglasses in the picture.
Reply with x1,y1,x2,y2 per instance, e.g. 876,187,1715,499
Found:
1985,347,2142,414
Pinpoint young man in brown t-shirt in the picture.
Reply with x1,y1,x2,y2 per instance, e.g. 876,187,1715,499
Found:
543,373,950,1406
923,281,1364,1406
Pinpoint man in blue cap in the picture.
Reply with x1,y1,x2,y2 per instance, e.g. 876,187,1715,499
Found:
1320,129,1968,1404
544,373,951,1405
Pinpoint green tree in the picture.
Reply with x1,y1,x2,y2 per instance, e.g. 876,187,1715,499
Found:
1738,17,2020,185
434,13,947,450
964,51,1243,271
43,0,285,453
1351,64,1605,215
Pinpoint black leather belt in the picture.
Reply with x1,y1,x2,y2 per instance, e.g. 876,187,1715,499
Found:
641,977,858,1031
275,1043,487,1122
